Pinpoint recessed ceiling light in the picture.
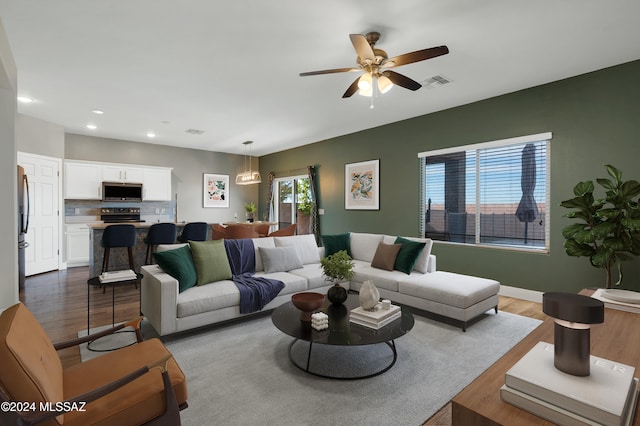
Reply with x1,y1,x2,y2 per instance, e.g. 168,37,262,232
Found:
17,96,33,103
147,132,156,138
86,124,97,130
91,109,104,115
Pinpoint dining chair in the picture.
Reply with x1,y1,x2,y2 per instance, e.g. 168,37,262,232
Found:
267,223,297,237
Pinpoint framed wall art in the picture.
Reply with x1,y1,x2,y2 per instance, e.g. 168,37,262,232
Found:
345,159,379,210
203,173,229,208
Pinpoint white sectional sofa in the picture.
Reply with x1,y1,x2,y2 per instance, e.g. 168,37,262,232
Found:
140,233,500,336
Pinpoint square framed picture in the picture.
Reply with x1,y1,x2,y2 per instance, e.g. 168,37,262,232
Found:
203,174,229,208
345,159,379,210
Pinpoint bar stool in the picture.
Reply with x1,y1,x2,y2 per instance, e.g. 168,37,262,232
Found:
177,222,208,243
144,223,177,264
101,224,137,292
101,224,137,273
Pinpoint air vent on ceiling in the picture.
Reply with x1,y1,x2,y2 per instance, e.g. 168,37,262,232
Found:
185,128,205,135
422,74,452,89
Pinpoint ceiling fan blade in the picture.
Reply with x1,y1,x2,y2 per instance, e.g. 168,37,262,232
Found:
383,70,422,91
300,67,359,76
342,76,361,98
349,34,375,62
382,46,449,68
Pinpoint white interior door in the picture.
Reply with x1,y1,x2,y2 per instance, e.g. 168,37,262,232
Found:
18,152,61,276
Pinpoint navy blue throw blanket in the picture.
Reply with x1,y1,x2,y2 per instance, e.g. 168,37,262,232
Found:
224,239,285,314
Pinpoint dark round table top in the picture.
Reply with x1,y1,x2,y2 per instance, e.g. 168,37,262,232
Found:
272,294,414,346
87,273,142,287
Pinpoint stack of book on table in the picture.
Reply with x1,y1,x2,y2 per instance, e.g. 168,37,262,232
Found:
349,304,401,329
501,341,639,426
98,269,138,284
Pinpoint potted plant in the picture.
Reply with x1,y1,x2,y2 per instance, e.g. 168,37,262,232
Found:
244,202,256,223
560,164,640,288
320,250,355,304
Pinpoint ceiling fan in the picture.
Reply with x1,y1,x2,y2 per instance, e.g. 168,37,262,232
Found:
299,32,449,98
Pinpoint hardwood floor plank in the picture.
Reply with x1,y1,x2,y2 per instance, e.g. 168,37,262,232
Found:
20,266,141,367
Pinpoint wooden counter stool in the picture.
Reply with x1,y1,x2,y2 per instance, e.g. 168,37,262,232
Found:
178,222,208,242
144,223,177,264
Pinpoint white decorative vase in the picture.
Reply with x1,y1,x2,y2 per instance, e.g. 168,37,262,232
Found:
359,280,380,310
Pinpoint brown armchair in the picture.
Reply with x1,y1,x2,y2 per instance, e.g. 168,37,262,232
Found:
0,303,188,425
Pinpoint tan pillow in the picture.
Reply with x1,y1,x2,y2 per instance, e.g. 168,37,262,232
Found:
371,242,402,271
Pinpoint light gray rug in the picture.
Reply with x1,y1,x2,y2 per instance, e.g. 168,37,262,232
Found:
163,311,541,426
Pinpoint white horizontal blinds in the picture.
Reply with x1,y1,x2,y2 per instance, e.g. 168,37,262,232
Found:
424,151,476,243
421,133,551,251
477,141,547,247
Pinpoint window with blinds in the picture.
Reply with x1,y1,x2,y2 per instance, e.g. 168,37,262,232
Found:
418,133,551,251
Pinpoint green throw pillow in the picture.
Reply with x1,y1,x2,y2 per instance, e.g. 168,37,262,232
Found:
393,236,427,274
322,233,351,257
189,240,233,286
153,245,197,293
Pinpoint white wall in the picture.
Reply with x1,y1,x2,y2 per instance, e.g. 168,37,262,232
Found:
0,20,18,309
16,114,64,158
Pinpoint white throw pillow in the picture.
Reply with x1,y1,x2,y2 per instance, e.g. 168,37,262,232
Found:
259,246,304,273
350,233,385,263
274,234,320,265
156,243,189,253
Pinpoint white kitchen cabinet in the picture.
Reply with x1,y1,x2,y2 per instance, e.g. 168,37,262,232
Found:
143,167,173,201
102,165,143,183
65,224,90,267
64,159,171,200
64,160,102,199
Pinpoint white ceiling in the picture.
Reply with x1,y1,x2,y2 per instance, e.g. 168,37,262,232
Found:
1,1,640,156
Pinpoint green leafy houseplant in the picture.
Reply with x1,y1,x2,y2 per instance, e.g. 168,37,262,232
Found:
560,164,640,288
320,250,355,283
244,202,256,213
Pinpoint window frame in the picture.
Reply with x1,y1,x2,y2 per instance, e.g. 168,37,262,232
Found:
272,174,310,229
418,132,551,253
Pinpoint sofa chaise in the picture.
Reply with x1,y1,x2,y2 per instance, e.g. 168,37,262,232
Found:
140,233,500,336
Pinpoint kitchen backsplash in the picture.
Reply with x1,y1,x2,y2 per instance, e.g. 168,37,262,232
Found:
65,200,174,223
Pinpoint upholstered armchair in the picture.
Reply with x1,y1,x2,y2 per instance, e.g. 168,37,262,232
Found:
0,303,188,425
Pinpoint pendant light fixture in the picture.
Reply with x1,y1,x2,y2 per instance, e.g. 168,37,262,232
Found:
235,140,262,185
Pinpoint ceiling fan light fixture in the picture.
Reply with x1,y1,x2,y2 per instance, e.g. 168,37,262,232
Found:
358,86,373,97
357,73,372,91
235,141,262,185
377,74,393,93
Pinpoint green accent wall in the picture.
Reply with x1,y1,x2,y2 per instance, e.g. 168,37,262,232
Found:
259,60,640,293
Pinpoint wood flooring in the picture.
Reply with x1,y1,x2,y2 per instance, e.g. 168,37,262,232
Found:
19,267,547,425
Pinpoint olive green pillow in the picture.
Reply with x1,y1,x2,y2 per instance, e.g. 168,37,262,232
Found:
393,236,427,274
322,233,351,257
153,245,197,293
189,240,233,286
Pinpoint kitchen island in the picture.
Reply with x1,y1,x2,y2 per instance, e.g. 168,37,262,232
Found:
88,222,209,277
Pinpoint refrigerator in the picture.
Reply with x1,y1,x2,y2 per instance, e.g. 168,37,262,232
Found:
18,165,29,289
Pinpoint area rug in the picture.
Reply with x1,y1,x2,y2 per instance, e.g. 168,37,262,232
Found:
164,311,541,426
78,323,140,361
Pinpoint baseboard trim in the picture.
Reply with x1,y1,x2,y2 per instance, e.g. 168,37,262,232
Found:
499,285,543,303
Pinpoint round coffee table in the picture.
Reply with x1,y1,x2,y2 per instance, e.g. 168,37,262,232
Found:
272,294,414,380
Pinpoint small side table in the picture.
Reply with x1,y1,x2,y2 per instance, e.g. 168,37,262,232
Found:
87,274,142,351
